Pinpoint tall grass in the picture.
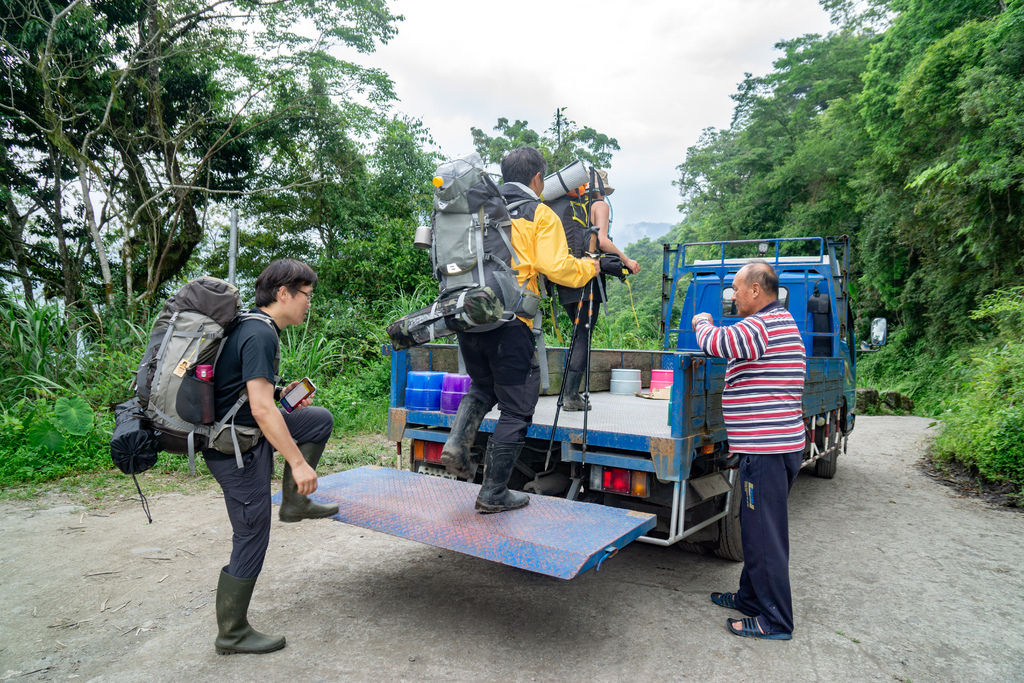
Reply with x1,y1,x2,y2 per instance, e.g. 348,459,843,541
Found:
0,298,82,396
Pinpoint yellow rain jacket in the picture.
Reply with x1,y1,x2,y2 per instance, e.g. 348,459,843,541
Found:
501,183,597,325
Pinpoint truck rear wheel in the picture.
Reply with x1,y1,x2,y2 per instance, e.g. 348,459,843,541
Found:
712,471,744,561
679,471,744,561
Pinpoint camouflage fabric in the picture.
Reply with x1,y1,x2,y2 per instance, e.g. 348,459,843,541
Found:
387,286,503,350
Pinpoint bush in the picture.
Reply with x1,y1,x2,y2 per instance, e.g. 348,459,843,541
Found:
934,341,1024,484
0,398,112,486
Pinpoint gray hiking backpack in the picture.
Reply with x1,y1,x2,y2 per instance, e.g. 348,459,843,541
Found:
385,153,542,350
430,153,541,332
134,277,278,474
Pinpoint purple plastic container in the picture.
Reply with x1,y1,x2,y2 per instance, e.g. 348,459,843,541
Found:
440,373,471,414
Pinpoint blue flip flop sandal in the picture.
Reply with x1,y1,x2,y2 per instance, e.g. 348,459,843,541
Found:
711,592,759,616
727,617,792,640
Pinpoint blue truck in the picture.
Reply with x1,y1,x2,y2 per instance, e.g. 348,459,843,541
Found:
376,236,880,575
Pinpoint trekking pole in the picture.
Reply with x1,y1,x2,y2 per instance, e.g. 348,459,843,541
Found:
579,276,595,459
542,283,589,473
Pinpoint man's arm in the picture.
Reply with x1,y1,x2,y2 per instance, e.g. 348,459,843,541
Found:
247,376,317,495
693,315,768,361
531,204,598,287
592,201,640,274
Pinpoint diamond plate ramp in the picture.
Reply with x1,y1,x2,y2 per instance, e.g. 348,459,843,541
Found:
272,466,656,580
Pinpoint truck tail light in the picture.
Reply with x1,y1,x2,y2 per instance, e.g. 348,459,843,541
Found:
591,466,649,498
412,439,443,464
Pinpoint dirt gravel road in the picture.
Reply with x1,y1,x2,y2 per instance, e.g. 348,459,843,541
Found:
1,416,1022,682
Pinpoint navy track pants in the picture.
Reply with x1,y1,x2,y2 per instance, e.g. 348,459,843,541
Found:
732,450,803,635
205,406,333,579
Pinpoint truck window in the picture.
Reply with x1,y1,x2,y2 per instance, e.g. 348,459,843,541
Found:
722,286,790,317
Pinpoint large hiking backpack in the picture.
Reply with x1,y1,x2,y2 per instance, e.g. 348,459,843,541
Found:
132,276,276,474
431,153,541,330
386,153,540,350
546,193,594,259
545,164,608,259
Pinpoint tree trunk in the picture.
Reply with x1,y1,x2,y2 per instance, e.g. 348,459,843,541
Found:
77,158,113,303
49,143,76,307
2,190,36,305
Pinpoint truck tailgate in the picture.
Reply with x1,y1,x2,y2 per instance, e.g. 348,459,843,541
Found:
272,466,656,579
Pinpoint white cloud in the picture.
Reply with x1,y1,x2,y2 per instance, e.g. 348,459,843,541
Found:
335,0,834,226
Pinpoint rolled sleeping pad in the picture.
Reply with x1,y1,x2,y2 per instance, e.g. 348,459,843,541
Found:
541,160,590,202
387,286,504,350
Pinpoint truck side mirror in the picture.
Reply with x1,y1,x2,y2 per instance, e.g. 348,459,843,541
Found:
870,317,887,346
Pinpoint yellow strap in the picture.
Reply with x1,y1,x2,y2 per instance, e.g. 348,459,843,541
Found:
549,298,564,344
626,277,641,331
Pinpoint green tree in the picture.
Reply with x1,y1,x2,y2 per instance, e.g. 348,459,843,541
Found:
471,109,619,171
0,0,402,306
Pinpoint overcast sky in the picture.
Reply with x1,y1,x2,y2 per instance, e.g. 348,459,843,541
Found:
337,0,836,230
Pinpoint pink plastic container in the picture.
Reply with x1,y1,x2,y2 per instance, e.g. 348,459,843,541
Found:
650,368,673,392
651,369,673,384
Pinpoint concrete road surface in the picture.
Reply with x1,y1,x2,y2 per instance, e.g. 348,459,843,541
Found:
1,416,1022,682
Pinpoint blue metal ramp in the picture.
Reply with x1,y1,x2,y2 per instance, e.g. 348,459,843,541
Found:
272,466,656,580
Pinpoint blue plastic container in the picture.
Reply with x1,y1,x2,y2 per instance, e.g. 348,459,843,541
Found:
406,371,444,410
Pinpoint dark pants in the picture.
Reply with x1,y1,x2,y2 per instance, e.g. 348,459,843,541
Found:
562,300,601,374
733,450,803,635
205,406,333,579
456,321,539,443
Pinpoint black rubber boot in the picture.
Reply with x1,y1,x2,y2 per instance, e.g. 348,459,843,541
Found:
279,441,338,523
562,369,591,412
441,394,489,478
475,440,529,513
214,568,286,655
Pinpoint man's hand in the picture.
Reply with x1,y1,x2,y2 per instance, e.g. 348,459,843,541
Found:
625,257,641,274
692,312,713,330
249,376,318,495
291,460,318,495
281,379,314,410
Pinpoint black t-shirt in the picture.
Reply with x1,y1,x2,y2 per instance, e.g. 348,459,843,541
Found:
211,308,279,428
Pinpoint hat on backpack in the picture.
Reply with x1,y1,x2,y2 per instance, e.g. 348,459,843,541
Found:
595,169,615,196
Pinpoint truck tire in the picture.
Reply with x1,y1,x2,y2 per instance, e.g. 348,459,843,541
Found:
678,472,744,561
712,472,744,561
812,422,838,479
814,451,838,478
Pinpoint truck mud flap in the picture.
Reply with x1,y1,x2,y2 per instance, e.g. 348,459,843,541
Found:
272,466,656,580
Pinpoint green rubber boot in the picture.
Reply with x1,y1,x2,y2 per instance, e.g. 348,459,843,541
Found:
214,568,286,655
440,394,489,479
279,441,338,523
475,440,530,513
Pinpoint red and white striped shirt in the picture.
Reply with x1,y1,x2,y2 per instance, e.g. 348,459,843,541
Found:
695,301,806,454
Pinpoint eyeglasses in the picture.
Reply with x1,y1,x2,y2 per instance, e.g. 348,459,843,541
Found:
295,289,314,301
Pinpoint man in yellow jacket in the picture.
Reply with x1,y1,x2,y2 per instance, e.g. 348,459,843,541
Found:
441,146,598,513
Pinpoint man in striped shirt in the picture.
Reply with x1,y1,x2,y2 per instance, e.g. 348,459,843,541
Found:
693,261,806,641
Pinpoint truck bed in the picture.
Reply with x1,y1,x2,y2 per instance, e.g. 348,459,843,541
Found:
485,391,672,440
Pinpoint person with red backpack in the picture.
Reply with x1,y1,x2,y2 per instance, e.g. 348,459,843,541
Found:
204,259,336,655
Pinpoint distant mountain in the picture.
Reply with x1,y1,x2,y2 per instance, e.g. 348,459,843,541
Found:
611,221,674,248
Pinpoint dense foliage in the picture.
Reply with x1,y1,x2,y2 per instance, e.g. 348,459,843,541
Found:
673,0,1024,490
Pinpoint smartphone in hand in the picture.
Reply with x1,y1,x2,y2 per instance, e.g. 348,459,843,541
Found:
280,378,316,413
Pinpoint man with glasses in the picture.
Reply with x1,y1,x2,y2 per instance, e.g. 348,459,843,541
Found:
204,258,336,655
